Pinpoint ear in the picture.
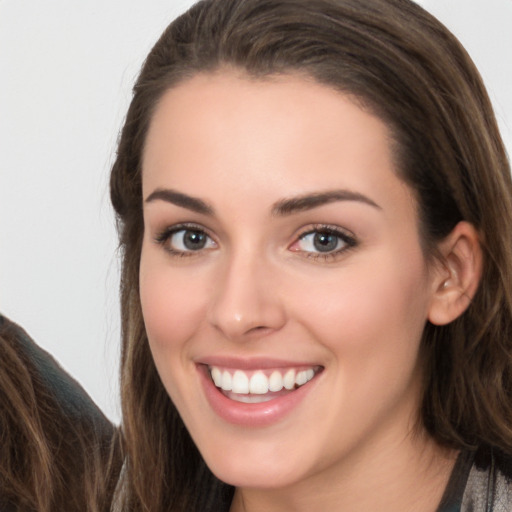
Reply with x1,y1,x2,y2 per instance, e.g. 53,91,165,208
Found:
428,221,483,326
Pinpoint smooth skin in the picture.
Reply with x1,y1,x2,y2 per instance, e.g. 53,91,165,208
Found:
139,71,481,512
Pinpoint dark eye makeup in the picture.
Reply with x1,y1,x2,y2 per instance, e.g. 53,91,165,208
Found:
153,222,357,260
154,223,217,257
290,224,357,262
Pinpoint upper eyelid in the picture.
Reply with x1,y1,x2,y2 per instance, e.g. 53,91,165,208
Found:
294,224,356,240
154,224,217,257
290,224,358,255
154,222,214,238
152,221,357,248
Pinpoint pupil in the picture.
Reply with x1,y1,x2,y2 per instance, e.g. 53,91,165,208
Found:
313,232,337,252
184,230,206,250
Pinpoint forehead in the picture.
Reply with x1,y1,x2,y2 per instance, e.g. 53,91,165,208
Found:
142,71,412,215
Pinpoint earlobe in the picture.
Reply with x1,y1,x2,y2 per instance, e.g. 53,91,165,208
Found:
428,221,483,326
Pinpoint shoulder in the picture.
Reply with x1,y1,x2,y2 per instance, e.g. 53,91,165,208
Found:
0,313,121,510
462,446,512,511
0,313,111,429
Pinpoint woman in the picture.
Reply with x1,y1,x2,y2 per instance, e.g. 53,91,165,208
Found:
0,314,122,511
110,0,512,510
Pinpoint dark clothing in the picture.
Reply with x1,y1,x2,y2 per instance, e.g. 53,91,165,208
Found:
439,446,512,511
4,315,510,511
0,314,112,425
178,446,512,512
0,313,114,436
0,314,120,511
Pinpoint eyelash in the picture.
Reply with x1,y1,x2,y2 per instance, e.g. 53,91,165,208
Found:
154,223,216,258
291,224,357,262
153,222,357,261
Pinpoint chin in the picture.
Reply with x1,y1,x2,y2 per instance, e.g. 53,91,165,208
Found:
211,462,302,489
197,437,313,489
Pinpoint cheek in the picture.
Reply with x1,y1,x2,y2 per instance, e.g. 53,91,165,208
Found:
286,251,431,443
139,251,208,359
139,250,214,419
289,247,430,368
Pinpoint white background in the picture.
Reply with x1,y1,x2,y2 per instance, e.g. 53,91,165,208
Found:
1,0,511,423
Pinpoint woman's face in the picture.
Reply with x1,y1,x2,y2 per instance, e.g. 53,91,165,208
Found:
140,72,441,489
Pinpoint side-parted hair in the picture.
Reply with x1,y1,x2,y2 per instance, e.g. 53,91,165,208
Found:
109,1,512,510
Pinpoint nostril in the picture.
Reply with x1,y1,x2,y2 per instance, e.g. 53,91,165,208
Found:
246,325,272,336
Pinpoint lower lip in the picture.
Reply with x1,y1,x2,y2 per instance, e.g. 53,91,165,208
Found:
198,365,319,427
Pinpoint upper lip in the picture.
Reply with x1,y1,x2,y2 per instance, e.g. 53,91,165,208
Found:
196,356,322,371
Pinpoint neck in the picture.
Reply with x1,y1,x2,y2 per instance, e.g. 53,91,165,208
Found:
230,432,458,512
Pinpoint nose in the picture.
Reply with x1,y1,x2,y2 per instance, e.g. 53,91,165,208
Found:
207,251,287,341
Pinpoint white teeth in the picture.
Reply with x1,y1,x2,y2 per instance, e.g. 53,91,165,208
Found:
232,370,249,394
296,369,314,386
209,365,318,395
211,367,222,387
221,370,232,391
295,370,308,386
249,372,268,394
269,370,284,392
229,393,276,403
283,369,296,390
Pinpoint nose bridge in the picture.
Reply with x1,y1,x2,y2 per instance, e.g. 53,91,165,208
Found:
207,244,285,339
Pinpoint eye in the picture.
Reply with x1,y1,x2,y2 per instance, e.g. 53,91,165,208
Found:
155,225,216,255
289,225,356,259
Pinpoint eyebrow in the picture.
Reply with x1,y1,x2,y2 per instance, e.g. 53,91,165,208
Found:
144,187,380,216
145,188,214,215
271,190,381,216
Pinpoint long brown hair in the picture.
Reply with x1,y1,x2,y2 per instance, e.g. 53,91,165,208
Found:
110,0,512,510
0,315,122,511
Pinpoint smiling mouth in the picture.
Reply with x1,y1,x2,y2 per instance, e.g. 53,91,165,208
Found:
208,365,323,403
